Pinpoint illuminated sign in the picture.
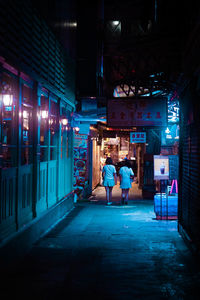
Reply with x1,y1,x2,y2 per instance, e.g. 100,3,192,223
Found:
107,98,167,127
75,134,88,139
130,132,146,143
168,99,179,123
161,124,179,146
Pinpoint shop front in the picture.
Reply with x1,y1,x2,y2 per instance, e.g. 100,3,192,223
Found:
99,129,141,187
0,62,75,242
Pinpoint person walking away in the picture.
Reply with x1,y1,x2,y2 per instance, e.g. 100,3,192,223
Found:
102,157,117,205
119,160,134,205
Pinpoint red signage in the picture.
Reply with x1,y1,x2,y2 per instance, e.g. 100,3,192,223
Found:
107,98,167,127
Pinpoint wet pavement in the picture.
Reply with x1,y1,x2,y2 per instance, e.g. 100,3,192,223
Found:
2,184,200,299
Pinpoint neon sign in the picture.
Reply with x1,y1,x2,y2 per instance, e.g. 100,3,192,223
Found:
168,97,179,123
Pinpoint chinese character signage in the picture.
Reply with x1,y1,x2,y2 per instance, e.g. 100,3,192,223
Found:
154,155,169,180
107,98,167,127
130,132,146,143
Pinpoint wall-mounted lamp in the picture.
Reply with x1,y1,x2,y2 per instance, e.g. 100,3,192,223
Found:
74,126,80,133
41,110,48,119
3,94,13,106
61,118,68,126
23,110,28,119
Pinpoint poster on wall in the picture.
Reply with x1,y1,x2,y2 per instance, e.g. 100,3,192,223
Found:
73,134,89,198
154,155,169,180
74,134,88,148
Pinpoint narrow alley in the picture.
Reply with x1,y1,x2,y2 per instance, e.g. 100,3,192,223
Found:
2,184,200,300
1,2,200,299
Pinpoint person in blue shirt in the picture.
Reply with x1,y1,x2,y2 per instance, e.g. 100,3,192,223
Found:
102,157,117,205
119,160,134,205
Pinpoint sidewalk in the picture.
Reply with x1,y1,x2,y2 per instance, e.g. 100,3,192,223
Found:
2,185,200,300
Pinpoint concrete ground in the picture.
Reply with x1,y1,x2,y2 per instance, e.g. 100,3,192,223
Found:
2,183,200,299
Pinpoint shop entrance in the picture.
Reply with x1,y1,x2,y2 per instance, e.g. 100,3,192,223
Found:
93,122,179,204
100,131,145,192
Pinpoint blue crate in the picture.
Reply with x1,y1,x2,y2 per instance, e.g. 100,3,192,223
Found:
154,193,178,218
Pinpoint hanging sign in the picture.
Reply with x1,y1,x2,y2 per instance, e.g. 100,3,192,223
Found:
130,132,146,143
107,98,167,127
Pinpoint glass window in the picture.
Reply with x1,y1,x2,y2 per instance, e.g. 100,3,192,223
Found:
0,72,17,168
60,105,70,159
40,94,49,162
50,99,59,160
21,83,33,165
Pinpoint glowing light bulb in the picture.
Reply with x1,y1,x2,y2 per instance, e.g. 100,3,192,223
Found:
41,110,48,119
23,110,28,118
3,94,13,106
112,20,120,26
61,118,68,125
74,127,80,132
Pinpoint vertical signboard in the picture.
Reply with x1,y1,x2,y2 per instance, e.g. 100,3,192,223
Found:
73,134,89,198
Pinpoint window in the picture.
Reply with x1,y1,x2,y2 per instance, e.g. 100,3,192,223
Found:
40,93,49,162
40,92,59,161
49,98,59,160
60,105,70,159
21,83,33,165
0,72,17,168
